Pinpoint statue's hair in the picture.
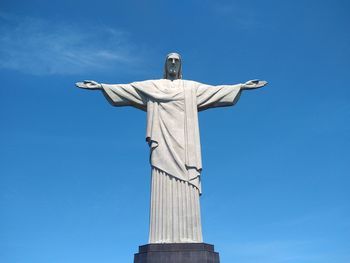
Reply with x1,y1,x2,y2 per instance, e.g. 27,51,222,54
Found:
163,52,182,79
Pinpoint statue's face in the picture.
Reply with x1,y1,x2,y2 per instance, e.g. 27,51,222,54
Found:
166,54,181,79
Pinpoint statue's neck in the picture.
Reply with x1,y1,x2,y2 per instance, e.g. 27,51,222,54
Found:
166,75,179,81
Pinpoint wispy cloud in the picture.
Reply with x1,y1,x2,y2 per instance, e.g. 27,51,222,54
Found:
209,2,261,29
267,206,350,229
223,239,326,263
0,13,141,75
220,237,350,263
219,208,350,263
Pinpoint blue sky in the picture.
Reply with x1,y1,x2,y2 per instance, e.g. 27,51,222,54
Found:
0,0,349,263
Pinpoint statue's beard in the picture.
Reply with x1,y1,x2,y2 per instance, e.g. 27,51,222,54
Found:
168,69,178,77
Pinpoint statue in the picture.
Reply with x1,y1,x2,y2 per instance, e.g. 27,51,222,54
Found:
76,53,267,244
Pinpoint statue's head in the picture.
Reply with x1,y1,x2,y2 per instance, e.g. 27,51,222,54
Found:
163,52,182,80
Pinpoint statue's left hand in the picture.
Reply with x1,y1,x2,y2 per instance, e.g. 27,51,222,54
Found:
242,80,268,89
75,80,102,90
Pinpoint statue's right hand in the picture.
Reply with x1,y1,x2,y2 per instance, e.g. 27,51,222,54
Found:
75,80,102,90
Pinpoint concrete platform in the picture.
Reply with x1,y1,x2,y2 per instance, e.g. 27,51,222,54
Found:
134,243,220,263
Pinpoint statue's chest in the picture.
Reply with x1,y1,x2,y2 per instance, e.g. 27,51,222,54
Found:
159,81,183,94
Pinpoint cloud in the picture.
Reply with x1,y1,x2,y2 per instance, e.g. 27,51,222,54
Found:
222,239,329,263
0,13,141,75
220,208,350,263
209,2,260,29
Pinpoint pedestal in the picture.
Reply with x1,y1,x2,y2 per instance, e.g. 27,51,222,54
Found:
134,243,220,263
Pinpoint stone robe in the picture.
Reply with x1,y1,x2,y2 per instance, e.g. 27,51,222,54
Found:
101,79,242,243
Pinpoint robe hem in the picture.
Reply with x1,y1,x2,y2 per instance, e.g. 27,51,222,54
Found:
150,166,201,193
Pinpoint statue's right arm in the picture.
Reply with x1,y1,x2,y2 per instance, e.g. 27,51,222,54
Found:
76,80,148,110
75,80,102,90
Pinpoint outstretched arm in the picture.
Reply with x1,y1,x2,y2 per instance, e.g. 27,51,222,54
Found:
196,82,242,111
75,80,147,111
196,79,267,111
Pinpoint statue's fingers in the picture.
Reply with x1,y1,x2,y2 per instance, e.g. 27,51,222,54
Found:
256,81,268,88
75,82,85,88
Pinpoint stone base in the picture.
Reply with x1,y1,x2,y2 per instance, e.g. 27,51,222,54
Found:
134,243,220,263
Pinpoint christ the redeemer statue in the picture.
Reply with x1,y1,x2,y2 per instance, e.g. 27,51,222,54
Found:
76,53,267,244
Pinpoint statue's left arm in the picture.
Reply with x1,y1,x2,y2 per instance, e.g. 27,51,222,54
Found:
196,80,267,111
